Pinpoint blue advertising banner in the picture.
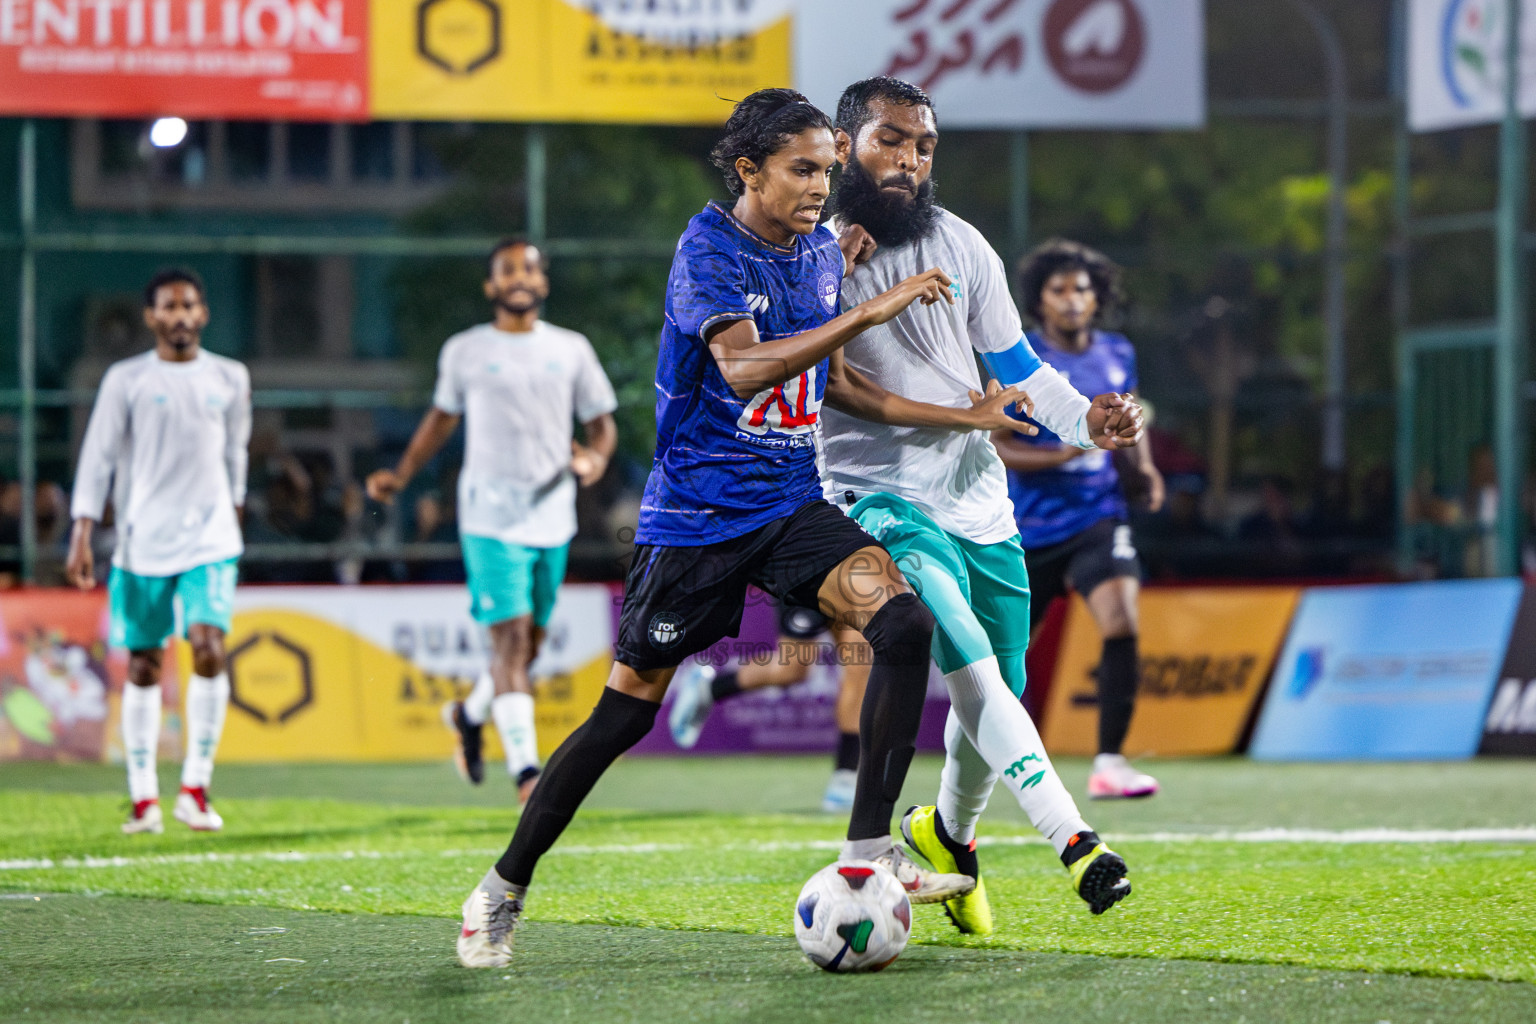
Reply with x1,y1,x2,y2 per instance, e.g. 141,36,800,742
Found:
1250,579,1522,760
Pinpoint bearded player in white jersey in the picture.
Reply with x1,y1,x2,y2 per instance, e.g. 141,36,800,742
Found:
820,78,1142,932
368,239,618,804
67,268,251,835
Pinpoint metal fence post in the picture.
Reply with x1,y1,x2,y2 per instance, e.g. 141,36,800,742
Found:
18,119,37,584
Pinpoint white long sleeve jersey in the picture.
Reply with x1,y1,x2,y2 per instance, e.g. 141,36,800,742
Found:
71,350,251,577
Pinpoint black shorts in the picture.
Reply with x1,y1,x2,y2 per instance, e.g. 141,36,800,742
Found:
615,500,876,671
1025,518,1141,632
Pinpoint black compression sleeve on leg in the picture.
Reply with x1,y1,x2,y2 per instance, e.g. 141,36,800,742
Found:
846,593,935,842
496,687,658,886
834,731,860,772
1097,635,1139,756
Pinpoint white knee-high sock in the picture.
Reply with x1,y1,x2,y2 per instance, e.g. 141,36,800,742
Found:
463,670,495,726
180,673,229,789
121,683,162,803
491,691,539,776
943,657,1088,855
937,709,997,847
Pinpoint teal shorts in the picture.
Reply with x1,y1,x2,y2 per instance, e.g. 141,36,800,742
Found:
108,557,239,651
850,494,1032,690
461,535,568,628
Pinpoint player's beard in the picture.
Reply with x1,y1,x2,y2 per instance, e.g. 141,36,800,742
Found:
829,149,940,248
163,327,198,352
495,287,543,316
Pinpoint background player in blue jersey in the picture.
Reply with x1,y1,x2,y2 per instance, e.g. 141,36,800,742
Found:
996,239,1166,800
456,88,1032,969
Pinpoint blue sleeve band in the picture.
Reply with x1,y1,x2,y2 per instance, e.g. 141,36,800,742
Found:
978,338,1044,386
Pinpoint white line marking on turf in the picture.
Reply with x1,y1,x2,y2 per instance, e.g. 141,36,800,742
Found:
2,827,1532,873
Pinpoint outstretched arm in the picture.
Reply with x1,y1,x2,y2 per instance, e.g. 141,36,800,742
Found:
824,352,1035,433
707,268,954,399
991,431,1087,474
366,408,461,503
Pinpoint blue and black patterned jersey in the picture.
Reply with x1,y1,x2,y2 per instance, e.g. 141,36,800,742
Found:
1008,330,1138,548
636,202,845,546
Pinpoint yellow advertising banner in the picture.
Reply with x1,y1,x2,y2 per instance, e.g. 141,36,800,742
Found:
1043,587,1301,757
370,0,792,123
183,584,613,763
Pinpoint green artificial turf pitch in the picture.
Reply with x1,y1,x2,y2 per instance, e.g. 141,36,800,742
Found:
2,756,1534,1023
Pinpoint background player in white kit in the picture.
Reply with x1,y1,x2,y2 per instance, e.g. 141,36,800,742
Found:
368,238,617,804
821,78,1142,932
66,268,251,835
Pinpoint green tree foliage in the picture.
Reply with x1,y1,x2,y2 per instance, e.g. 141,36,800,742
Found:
390,124,721,463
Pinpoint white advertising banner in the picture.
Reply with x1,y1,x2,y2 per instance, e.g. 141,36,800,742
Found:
795,0,1205,129
1409,0,1536,132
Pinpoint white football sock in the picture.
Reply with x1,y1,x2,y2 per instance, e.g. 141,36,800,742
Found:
491,691,539,776
463,671,495,726
936,709,997,847
121,682,162,803
841,837,893,862
942,657,1089,855
180,673,229,790
1093,752,1130,774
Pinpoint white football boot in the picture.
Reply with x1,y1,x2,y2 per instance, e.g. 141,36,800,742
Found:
121,799,163,835
872,843,976,904
1087,754,1160,800
666,662,716,749
457,885,524,968
173,787,224,831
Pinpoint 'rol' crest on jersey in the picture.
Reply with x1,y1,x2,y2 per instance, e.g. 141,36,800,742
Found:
818,272,839,311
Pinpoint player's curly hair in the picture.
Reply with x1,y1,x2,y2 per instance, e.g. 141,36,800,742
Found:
1016,238,1124,323
709,89,834,197
834,76,935,140
142,266,204,308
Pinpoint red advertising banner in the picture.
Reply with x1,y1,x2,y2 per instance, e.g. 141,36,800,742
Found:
0,0,367,120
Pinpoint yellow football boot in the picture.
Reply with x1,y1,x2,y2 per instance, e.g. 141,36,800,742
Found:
900,804,993,936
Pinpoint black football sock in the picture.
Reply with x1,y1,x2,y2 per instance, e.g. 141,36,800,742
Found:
834,731,860,772
846,593,936,842
495,687,658,887
1060,829,1104,869
1097,635,1139,756
709,670,743,703
931,806,979,878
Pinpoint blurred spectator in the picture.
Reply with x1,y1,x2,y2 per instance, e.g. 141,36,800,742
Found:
243,455,332,583
1463,445,1499,577
1355,464,1395,541
1136,474,1222,579
407,491,464,583
1237,475,1306,575
0,480,69,587
0,480,18,588
1301,468,1352,542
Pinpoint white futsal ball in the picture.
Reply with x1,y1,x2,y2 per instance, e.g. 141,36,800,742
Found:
793,860,912,972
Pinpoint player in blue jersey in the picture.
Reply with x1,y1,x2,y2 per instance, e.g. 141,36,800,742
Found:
996,239,1165,800
455,88,1034,968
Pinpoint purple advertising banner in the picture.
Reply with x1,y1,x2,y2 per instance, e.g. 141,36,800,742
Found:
621,587,951,755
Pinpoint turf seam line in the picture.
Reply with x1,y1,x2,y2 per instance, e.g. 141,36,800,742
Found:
5,826,1535,872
